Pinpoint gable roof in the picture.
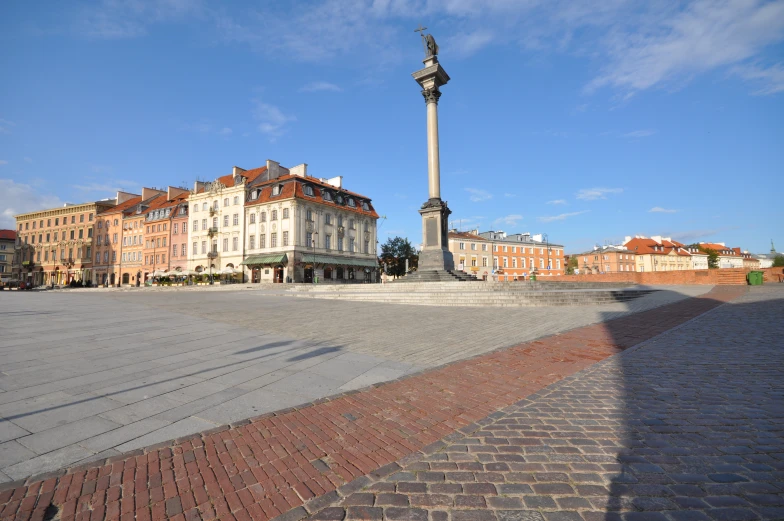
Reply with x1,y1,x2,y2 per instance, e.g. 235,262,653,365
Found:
624,237,691,257
0,230,16,240
698,242,742,256
448,231,488,241
96,196,143,216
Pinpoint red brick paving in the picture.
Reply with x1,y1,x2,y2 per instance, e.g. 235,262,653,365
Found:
0,286,745,521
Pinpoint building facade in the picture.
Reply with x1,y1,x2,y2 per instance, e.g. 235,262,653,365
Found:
242,162,379,283
624,236,693,272
0,230,16,279
139,187,189,281
93,193,141,286
575,245,636,274
14,199,116,286
447,231,491,279
697,242,744,269
684,246,709,270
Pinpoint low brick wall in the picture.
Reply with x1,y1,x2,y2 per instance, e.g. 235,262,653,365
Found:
551,268,756,285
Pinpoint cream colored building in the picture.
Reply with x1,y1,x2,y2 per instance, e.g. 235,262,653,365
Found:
242,163,379,283
624,235,693,272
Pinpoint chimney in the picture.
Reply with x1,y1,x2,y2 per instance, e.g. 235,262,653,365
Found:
323,176,343,189
624,236,631,244
167,186,189,200
232,166,246,184
265,159,289,180
193,181,207,193
289,164,308,177
651,235,662,244
141,187,166,201
116,191,140,205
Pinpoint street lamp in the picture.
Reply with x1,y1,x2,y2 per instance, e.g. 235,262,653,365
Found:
310,231,319,283
542,233,552,274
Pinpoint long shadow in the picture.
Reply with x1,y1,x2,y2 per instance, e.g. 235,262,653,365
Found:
0,339,344,422
596,286,784,519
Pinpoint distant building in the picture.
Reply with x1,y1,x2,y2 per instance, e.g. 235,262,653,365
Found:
624,236,692,272
573,245,636,274
741,251,760,270
0,230,16,279
753,241,778,268
697,242,744,269
448,229,565,280
684,246,709,270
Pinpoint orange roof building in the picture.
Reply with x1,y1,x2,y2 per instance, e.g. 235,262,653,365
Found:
623,235,693,272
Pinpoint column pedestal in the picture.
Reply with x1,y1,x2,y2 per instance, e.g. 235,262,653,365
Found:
418,198,454,271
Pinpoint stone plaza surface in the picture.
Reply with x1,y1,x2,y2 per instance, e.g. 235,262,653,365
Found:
1,284,779,521
0,286,711,482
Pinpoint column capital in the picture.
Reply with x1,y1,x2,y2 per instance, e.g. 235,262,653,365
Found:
421,87,441,104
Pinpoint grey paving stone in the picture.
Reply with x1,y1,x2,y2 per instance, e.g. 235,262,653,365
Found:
16,415,121,454
77,418,172,453
113,417,219,452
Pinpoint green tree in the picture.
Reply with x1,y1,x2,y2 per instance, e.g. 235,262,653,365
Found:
772,254,784,267
380,236,418,279
689,244,719,269
565,256,578,275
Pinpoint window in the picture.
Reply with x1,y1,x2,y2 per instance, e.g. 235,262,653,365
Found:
193,221,198,232
182,244,186,257
224,215,229,227
113,219,118,226
193,204,198,212
111,252,116,262
325,214,332,225
201,241,207,254
361,202,370,211
521,258,526,268
89,213,93,221
512,258,517,268
161,254,165,263
282,231,288,247
173,223,178,234
338,216,343,227
72,216,76,224
503,246,507,253
162,237,166,247
80,214,84,223
249,236,255,249
70,230,75,240
482,257,488,267
202,219,207,230
97,253,100,263
323,191,332,202
193,242,198,255
223,238,229,252
304,185,314,196
213,201,218,210
88,228,92,238
503,258,508,268
271,233,277,248
325,235,331,249
249,213,256,224
271,210,278,221
233,196,239,205
98,221,102,229
556,259,561,269
272,184,282,196
46,233,50,242
347,198,356,207
213,217,218,228
471,243,476,251
233,214,239,226
172,245,177,257
459,242,465,250
232,237,238,251
112,233,117,243
540,258,545,269
259,234,265,248
349,219,354,229
282,208,289,219
202,202,207,211
104,251,108,262
224,198,229,207
349,238,355,252
337,237,343,252
55,218,59,226
306,209,313,222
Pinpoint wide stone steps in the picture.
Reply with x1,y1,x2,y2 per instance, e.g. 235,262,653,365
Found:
289,281,639,292
288,288,657,307
716,270,748,285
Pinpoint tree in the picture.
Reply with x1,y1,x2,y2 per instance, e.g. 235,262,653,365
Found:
380,236,418,279
565,256,578,275
773,254,784,267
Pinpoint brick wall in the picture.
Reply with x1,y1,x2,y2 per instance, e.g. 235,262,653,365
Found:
551,268,752,285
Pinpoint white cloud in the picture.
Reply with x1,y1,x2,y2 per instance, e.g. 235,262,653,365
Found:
72,179,140,194
624,129,656,138
0,179,63,228
180,122,212,133
0,118,15,134
218,127,233,136
649,206,678,213
731,62,784,95
79,0,204,39
587,0,784,96
537,210,590,223
446,28,495,57
299,81,343,92
0,160,8,166
253,99,296,138
576,187,623,200
465,188,492,202
493,214,523,228
23,157,33,163
504,193,516,198
547,199,567,205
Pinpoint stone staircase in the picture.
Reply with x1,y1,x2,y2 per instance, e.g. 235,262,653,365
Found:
393,270,479,283
286,281,656,307
716,270,748,285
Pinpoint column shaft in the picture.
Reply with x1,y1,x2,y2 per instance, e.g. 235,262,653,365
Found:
426,101,441,200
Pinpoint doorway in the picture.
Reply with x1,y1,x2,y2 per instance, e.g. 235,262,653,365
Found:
304,266,313,283
336,267,344,280
274,266,284,283
122,273,130,285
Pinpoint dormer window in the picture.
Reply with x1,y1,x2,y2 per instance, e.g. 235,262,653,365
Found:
336,194,344,204
251,189,261,200
361,202,370,211
323,191,333,202
272,184,283,196
304,185,314,197
347,198,356,207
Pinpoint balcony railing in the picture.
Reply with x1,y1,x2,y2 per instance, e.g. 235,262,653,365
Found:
209,208,217,216
207,251,219,259
207,227,218,236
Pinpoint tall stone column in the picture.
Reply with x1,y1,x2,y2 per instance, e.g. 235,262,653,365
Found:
413,46,454,271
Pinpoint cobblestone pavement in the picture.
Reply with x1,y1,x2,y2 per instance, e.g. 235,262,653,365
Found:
0,285,755,521
306,286,784,521
0,286,708,481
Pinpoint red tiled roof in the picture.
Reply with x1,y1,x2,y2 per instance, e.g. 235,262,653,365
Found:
245,175,379,219
96,196,143,216
0,229,17,240
624,237,691,256
699,243,741,256
196,167,269,193
448,231,487,241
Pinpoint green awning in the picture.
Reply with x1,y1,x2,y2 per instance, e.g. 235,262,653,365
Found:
311,254,378,268
241,253,288,266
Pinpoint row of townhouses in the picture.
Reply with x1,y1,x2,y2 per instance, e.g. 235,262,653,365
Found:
571,235,773,274
10,160,380,285
447,230,566,281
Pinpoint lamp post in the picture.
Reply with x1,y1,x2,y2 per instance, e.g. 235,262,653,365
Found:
310,231,319,283
542,233,552,274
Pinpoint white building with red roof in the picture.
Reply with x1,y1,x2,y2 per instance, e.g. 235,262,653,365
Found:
623,235,694,272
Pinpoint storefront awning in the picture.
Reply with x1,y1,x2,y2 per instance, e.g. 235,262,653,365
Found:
241,253,288,266
311,254,378,268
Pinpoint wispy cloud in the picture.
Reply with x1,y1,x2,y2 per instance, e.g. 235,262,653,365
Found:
624,129,656,138
666,226,738,243
0,160,8,166
179,122,213,133
23,157,33,163
465,188,492,202
493,214,523,228
0,118,15,134
649,206,678,213
547,199,567,205
0,179,63,228
72,178,140,194
451,215,486,231
586,0,784,96
218,127,232,136
576,187,623,201
731,62,784,95
253,99,296,139
446,28,495,57
537,210,589,223
299,81,342,93
78,0,204,39
504,193,516,198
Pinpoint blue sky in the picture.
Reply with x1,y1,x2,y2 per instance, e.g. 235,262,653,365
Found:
1,0,782,254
